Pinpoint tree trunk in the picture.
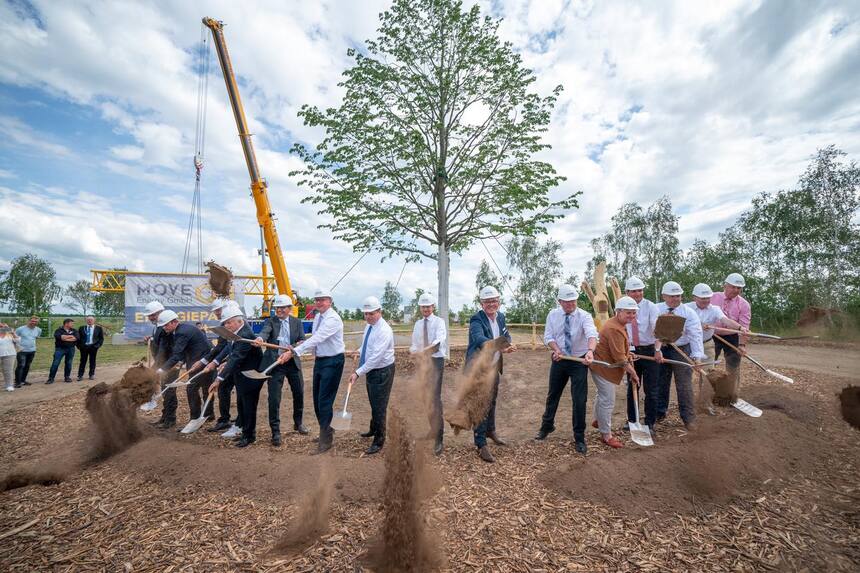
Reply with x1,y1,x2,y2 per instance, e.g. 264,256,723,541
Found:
437,242,450,328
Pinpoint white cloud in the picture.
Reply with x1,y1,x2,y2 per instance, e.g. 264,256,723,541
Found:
0,115,74,158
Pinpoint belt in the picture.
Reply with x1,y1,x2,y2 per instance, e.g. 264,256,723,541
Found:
316,353,344,359
634,344,655,351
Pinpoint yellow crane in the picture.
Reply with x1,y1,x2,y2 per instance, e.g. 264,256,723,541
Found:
203,17,293,313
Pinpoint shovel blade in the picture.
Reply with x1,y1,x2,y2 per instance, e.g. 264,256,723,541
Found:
211,325,241,341
733,398,762,418
139,400,158,412
330,412,352,431
242,368,270,380
629,422,654,446
180,417,208,434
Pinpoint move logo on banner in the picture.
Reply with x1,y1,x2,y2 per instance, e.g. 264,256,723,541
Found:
124,274,245,339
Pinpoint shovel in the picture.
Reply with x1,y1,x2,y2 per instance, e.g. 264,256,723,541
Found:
242,360,280,380
628,378,653,446
712,333,794,384
557,354,626,368
633,354,720,369
211,325,290,351
140,367,194,412
733,398,763,417
330,380,354,431
180,390,215,434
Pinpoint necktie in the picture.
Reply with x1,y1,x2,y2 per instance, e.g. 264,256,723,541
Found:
87,326,93,344
668,307,674,314
563,313,572,355
359,325,372,368
631,315,640,346
423,318,429,348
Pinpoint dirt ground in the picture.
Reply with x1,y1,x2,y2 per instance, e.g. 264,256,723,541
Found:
0,342,858,571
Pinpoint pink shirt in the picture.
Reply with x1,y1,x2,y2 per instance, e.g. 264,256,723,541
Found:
711,292,751,329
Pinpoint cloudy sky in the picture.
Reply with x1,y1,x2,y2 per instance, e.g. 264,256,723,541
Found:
1,0,858,314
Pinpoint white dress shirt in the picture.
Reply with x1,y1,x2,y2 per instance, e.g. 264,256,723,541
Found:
355,317,395,376
293,308,345,357
626,298,659,347
409,314,448,358
655,302,706,359
543,307,598,356
685,302,726,342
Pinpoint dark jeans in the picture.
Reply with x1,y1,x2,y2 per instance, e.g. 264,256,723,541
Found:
48,347,75,381
187,370,216,420
236,374,265,441
428,357,445,440
365,363,396,444
160,368,178,423
268,362,304,433
657,344,696,424
15,351,35,384
216,374,236,424
313,354,345,444
77,346,99,378
714,333,742,372
627,344,661,425
473,371,501,448
540,358,589,441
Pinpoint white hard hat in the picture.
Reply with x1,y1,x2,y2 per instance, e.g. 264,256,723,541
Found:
725,273,746,288
557,284,579,301
220,304,244,323
615,296,639,311
144,301,165,315
361,296,382,312
661,281,684,296
272,294,293,307
479,285,501,300
210,298,229,312
692,283,714,298
625,276,645,291
313,287,332,299
156,309,179,327
418,293,436,306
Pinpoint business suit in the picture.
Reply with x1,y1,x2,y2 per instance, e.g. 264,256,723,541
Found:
151,325,178,425
162,323,214,420
76,324,104,379
466,310,511,449
201,334,236,427
220,322,264,442
258,315,305,435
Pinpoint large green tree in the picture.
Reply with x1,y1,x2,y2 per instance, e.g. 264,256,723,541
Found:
473,259,504,307
381,281,403,321
291,0,573,323
505,236,563,323
0,254,61,316
64,279,96,315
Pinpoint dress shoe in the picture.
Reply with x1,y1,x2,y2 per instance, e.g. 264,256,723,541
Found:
487,431,507,446
534,427,554,441
294,424,309,435
359,429,375,438
207,421,231,432
601,435,624,449
64,378,73,383
433,438,443,456
365,442,383,455
22,380,32,386
76,377,83,382
159,420,176,429
88,375,94,380
478,445,495,463
684,421,698,432
575,441,588,455
235,438,255,448
312,441,333,455
271,433,282,447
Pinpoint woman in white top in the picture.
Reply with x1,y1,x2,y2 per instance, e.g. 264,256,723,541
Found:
0,324,20,391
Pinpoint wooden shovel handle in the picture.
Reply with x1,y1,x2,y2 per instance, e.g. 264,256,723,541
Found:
243,338,290,351
712,333,768,374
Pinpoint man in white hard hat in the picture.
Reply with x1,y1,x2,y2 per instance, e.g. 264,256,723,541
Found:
710,273,751,394
621,276,662,433
143,300,165,355
280,287,345,454
590,296,641,449
193,299,240,435
535,284,597,455
466,285,516,463
253,294,307,446
687,283,747,371
655,281,705,431
208,304,263,447
347,296,395,455
409,292,448,456
144,301,179,428
157,310,215,426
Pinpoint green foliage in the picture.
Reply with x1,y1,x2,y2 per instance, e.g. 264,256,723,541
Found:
290,0,574,320
381,281,403,321
0,254,61,316
456,303,474,324
504,237,564,323
64,279,96,315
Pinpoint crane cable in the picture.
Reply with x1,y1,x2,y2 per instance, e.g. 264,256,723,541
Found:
182,22,211,275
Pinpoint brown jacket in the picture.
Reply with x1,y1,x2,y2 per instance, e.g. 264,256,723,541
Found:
591,318,631,384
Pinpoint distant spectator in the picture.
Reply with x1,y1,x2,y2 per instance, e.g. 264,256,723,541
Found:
195,322,205,331
48,319,79,384
15,316,41,387
76,316,104,381
0,324,18,392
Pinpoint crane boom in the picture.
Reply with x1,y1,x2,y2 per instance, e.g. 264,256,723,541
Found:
202,17,293,306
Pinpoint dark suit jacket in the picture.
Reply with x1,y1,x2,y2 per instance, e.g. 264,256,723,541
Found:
77,324,104,349
219,322,263,381
466,310,511,373
161,323,212,370
258,315,305,370
151,325,170,367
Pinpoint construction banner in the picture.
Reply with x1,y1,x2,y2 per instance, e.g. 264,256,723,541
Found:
124,274,244,339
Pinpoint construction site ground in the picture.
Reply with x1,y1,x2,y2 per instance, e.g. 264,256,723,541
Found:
1,340,858,572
